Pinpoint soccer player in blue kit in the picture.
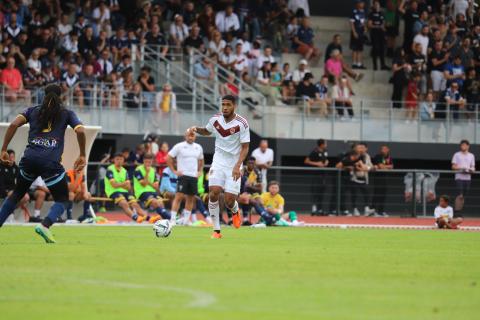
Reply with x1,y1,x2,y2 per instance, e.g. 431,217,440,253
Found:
0,84,87,243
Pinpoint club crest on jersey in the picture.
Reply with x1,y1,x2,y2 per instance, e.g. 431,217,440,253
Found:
230,128,236,134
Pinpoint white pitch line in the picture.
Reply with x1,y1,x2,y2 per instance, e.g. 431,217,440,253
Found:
66,278,217,308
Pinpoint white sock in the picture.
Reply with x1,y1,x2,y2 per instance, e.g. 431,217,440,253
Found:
183,210,191,224
206,216,213,224
208,200,220,231
170,211,177,221
230,201,239,214
191,213,197,222
34,210,41,218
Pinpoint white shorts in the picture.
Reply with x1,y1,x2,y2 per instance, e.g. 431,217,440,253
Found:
431,70,446,92
208,163,241,195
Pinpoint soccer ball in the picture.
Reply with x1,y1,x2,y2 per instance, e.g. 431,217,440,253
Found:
153,219,172,238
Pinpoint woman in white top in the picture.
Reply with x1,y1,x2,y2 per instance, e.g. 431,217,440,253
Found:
208,31,226,56
27,50,42,75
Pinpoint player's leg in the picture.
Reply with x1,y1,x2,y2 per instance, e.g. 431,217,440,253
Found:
183,194,195,225
0,173,34,226
250,197,274,225
224,169,242,229
129,196,150,221
111,193,140,222
208,165,227,237
35,175,70,243
238,193,252,225
148,195,170,221
194,196,211,223
34,189,47,219
170,191,185,223
449,217,463,229
181,177,198,225
66,191,75,220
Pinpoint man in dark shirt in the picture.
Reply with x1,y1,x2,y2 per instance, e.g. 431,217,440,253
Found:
324,34,343,63
409,42,427,93
336,151,362,215
184,25,204,54
144,24,169,57
293,17,320,61
368,1,389,70
296,73,323,115
429,40,449,98
0,150,33,221
400,0,419,53
370,145,394,216
305,139,329,215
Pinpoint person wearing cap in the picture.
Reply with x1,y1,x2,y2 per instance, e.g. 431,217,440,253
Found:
292,17,320,61
292,59,310,85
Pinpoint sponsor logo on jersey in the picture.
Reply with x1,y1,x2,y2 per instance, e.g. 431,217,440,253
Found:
30,137,58,148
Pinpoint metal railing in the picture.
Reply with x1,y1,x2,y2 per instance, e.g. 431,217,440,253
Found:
84,162,480,218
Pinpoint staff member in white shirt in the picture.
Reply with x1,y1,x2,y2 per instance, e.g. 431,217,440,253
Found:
167,131,204,225
434,195,463,229
251,140,274,192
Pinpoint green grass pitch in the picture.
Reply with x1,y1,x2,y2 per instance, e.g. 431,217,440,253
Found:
0,226,479,320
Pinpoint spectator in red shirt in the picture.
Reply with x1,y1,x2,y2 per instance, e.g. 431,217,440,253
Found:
156,142,170,175
405,73,420,123
1,57,30,103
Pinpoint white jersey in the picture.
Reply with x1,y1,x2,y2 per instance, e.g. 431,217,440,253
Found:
168,141,204,178
205,113,250,167
434,206,453,219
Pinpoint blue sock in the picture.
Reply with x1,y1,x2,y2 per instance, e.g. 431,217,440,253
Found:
132,213,139,221
0,198,17,227
156,207,171,220
253,203,266,216
43,202,66,228
83,201,91,216
66,202,73,220
241,204,250,219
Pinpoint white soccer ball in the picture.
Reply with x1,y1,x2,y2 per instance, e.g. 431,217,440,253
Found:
153,219,172,238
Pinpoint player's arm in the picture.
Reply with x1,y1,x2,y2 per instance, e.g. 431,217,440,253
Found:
197,158,204,177
135,170,149,187
233,142,249,181
73,122,86,172
304,157,326,167
1,115,27,165
188,126,211,136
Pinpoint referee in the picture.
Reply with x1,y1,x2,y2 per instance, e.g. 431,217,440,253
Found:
167,131,204,225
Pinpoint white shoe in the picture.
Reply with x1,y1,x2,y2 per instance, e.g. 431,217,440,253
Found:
291,220,304,226
170,219,177,226
364,206,376,216
353,208,361,216
251,223,266,228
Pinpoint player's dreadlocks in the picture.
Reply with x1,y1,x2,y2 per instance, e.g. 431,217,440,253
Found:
38,84,64,131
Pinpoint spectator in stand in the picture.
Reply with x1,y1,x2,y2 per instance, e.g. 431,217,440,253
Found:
282,62,293,83
464,68,480,119
295,72,323,115
315,75,331,117
110,27,129,61
78,26,97,59
182,1,197,26
208,30,226,56
370,145,394,217
114,54,132,74
97,49,113,81
137,66,155,108
63,31,80,54
27,50,42,76
409,42,427,94
170,14,189,53
233,43,248,77
304,139,329,215
399,0,419,53
391,48,410,108
292,59,310,85
184,24,204,55
412,10,429,39
1,57,30,103
125,82,146,109
292,17,320,62
368,1,390,70
405,73,420,123
219,45,236,71
4,13,22,42
215,5,240,37
455,37,474,69
332,76,354,119
257,61,281,105
420,90,437,121
429,40,449,99
282,79,297,105
80,64,97,107
251,140,274,193
145,23,169,57
256,46,276,70
444,55,466,89
324,34,363,81
384,0,400,57
350,0,367,69
194,56,214,81
413,24,429,57
444,81,466,120
287,16,300,49
219,73,239,97
325,49,360,93
451,140,476,214
61,62,83,108
198,4,216,39
155,83,177,114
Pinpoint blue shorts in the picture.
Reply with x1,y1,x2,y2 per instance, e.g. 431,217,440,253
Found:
139,192,161,207
19,156,65,187
110,192,137,204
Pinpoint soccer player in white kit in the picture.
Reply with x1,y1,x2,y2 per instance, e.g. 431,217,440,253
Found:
187,95,250,238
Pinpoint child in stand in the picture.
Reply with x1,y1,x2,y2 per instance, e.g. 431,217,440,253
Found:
405,73,420,123
434,195,463,229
